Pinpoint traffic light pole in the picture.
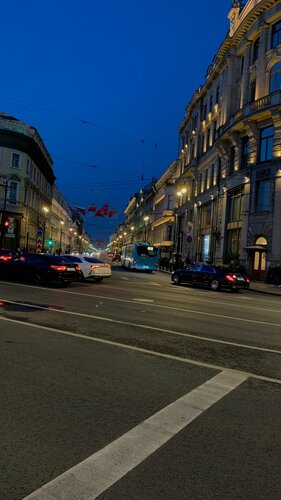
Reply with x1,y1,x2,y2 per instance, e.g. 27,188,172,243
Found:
0,180,8,249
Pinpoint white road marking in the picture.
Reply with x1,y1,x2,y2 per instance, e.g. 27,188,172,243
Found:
0,281,278,315
0,284,280,328
133,298,154,303
121,277,129,280
0,299,281,355
24,371,247,500
1,314,281,385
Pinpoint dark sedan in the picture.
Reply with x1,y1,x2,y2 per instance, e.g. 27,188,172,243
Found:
171,264,250,292
2,253,82,285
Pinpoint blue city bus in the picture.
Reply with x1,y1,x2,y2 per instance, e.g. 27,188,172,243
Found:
121,243,160,271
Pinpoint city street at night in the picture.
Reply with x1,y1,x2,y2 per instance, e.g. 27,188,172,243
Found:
1,268,281,499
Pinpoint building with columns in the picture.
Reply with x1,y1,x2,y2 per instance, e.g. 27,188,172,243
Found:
114,0,281,280
177,0,281,279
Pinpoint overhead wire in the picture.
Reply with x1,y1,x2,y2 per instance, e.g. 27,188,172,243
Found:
0,92,177,151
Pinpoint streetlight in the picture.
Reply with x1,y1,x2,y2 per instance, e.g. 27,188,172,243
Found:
143,216,149,242
69,227,74,253
42,206,49,251
59,221,64,254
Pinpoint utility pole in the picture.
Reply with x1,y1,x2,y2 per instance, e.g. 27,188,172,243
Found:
0,180,8,249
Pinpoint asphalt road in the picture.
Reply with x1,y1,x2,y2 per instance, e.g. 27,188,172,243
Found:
0,267,281,499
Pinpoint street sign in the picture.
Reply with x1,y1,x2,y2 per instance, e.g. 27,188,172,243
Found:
37,227,43,237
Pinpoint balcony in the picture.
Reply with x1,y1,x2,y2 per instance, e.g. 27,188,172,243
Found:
218,91,281,138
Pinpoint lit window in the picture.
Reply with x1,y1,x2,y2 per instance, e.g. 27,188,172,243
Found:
259,126,274,162
11,153,20,168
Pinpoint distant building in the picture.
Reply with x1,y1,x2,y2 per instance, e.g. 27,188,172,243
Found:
0,113,55,250
115,0,281,281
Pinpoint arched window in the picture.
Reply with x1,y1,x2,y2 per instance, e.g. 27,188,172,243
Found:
270,62,281,93
255,236,267,246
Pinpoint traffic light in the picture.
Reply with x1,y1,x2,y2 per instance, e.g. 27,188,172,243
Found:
47,238,54,247
3,219,11,228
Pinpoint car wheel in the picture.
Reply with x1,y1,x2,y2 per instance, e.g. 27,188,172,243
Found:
173,274,181,285
94,277,103,282
60,281,71,287
210,279,220,291
34,272,45,285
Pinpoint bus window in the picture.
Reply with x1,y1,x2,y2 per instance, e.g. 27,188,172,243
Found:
137,246,158,257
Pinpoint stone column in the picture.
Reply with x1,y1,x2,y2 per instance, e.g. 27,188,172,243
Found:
271,110,281,160
241,42,252,107
225,55,235,119
256,24,269,99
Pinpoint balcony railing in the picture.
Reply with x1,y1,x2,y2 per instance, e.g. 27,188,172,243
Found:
217,91,281,138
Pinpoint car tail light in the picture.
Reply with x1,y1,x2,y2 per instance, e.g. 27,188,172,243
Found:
246,277,250,283
225,274,236,282
0,255,12,261
75,265,81,271
90,264,110,269
50,265,67,272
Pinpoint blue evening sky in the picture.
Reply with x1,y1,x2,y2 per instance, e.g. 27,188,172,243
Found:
0,0,230,244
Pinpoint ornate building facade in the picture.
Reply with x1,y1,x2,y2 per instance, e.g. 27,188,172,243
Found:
115,0,281,280
0,113,55,250
177,0,281,279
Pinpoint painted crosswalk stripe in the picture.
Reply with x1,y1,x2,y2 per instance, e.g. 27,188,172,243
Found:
24,370,247,500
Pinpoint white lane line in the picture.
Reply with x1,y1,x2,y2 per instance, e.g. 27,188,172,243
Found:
133,298,154,303
121,277,129,280
0,280,278,314
1,299,281,355
1,314,281,386
1,287,280,329
24,371,247,500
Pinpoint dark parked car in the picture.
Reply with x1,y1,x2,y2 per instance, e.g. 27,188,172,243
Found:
4,253,82,285
171,264,250,292
0,249,16,275
0,249,16,262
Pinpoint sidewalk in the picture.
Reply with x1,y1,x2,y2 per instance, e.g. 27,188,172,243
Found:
249,281,281,297
158,269,281,297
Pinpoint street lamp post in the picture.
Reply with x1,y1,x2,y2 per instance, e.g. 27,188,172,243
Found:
69,228,74,253
59,221,64,254
0,179,8,249
42,206,49,252
143,216,149,242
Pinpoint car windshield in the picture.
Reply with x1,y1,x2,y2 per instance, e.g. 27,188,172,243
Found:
83,257,104,263
43,256,74,264
62,255,82,263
